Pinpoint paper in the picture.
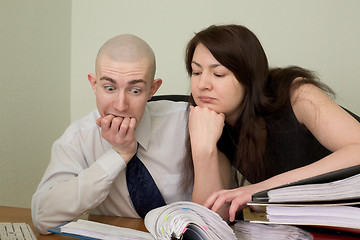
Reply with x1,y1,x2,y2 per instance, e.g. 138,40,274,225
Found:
234,220,313,240
268,173,360,202
54,201,237,240
144,201,237,240
266,205,360,229
60,219,154,240
252,164,360,203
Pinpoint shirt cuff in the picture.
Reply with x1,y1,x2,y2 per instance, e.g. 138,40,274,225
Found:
96,148,126,180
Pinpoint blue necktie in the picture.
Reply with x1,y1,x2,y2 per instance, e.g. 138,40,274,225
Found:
126,147,166,218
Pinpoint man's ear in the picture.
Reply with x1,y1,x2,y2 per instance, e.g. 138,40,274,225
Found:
148,78,162,100
88,73,97,93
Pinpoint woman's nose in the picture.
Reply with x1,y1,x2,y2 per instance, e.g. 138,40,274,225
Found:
198,73,212,91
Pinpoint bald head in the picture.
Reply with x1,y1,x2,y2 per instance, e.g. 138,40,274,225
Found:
96,34,156,79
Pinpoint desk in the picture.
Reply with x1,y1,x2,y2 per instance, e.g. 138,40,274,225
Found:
0,206,147,239
3,206,360,240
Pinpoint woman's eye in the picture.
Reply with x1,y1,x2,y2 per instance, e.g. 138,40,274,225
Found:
192,71,201,76
105,86,115,91
214,73,225,77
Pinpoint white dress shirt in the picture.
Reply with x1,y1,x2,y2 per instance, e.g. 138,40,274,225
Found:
31,100,192,234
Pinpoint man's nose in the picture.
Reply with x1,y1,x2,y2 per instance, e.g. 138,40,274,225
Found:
114,92,128,112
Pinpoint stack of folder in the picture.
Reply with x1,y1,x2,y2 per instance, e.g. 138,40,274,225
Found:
244,164,360,238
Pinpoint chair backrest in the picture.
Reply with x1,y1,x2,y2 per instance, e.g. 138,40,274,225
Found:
149,95,190,102
149,97,360,123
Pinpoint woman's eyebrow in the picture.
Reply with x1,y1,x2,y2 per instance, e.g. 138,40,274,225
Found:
191,61,222,69
191,61,201,67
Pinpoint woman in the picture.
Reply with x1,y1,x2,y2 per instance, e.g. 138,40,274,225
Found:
185,24,360,222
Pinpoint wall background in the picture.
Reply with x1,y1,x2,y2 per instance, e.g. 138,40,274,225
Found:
0,1,71,207
1,0,359,208
71,0,360,121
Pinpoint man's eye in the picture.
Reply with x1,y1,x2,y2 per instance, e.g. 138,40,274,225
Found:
214,73,225,77
105,86,115,91
130,88,141,94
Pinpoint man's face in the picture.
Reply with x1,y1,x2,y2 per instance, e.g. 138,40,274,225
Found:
88,55,159,128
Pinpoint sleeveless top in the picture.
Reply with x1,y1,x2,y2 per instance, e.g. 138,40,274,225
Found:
217,106,360,182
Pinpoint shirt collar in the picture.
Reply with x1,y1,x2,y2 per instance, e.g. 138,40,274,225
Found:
134,105,151,151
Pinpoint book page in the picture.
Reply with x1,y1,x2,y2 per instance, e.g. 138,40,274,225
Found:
234,220,313,240
60,219,154,240
144,201,236,240
268,173,360,202
144,204,163,237
266,205,360,229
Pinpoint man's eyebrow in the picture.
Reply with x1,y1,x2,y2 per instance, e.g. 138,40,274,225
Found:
100,76,116,84
128,79,147,85
191,61,222,69
99,77,147,85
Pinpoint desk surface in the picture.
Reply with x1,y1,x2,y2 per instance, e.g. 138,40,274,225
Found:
0,206,147,239
2,206,360,240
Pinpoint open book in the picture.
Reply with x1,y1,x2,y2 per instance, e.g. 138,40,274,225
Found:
49,201,236,240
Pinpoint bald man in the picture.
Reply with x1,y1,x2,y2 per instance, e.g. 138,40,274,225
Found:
31,34,191,234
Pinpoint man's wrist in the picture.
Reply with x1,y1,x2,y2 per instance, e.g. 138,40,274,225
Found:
96,148,127,179
112,147,134,163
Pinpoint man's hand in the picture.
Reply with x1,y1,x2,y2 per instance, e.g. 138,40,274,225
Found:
96,115,137,163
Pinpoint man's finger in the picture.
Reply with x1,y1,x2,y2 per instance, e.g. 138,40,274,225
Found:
101,115,115,130
96,116,104,127
118,117,131,138
111,117,124,132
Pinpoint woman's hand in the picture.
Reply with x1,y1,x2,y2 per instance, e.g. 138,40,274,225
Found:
189,105,225,155
204,184,263,222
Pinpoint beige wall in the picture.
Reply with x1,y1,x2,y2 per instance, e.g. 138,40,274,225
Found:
0,1,71,207
1,0,359,208
71,0,360,121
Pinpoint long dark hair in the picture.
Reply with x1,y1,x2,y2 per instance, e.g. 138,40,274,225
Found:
182,24,334,188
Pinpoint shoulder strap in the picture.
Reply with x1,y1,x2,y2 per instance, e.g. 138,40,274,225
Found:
342,107,360,122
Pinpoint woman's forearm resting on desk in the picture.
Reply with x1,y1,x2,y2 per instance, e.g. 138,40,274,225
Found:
205,144,360,222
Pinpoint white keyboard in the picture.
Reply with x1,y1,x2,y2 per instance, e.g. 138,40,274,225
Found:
0,223,36,240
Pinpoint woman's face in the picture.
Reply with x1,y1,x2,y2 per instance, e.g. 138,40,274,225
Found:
190,43,245,126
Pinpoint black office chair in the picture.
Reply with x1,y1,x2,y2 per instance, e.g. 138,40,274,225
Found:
149,95,360,123
149,94,190,103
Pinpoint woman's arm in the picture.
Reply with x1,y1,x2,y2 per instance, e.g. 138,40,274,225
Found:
289,82,360,179
252,83,360,190
189,106,233,205
205,83,360,221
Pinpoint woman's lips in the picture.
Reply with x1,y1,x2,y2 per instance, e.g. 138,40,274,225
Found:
199,96,215,103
